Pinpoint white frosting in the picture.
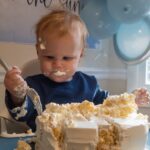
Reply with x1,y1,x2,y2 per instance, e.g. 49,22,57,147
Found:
36,117,149,150
40,43,46,50
53,70,66,76
120,125,148,150
35,94,149,150
43,70,67,78
10,101,27,120
13,81,27,99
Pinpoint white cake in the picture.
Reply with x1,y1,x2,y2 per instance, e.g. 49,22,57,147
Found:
35,93,149,150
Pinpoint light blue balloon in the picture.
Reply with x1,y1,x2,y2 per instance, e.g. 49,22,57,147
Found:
114,20,150,61
107,0,150,23
80,0,120,39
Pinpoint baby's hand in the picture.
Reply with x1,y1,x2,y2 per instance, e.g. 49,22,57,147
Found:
132,87,150,106
4,66,27,99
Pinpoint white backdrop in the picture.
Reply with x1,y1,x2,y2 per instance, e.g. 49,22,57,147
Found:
0,0,80,43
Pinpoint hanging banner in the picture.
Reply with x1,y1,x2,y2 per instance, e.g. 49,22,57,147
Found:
0,0,80,44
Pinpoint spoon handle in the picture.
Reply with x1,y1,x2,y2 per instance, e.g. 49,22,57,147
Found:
0,57,9,71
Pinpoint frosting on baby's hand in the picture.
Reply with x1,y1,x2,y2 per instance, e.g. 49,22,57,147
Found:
132,87,150,106
13,77,28,99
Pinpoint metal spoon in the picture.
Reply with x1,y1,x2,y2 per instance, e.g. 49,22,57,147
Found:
0,57,10,71
0,57,43,115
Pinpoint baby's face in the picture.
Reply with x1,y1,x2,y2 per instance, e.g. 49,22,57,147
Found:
37,31,83,83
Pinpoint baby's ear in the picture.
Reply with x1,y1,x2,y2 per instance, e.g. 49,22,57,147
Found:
35,43,38,51
36,44,40,57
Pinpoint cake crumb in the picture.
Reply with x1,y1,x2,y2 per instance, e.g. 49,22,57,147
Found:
26,129,32,134
16,140,31,150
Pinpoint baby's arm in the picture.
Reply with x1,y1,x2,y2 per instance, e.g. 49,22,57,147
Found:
4,66,27,106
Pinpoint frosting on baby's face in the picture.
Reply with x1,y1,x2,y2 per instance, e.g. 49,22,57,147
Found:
38,38,46,50
37,32,83,83
53,70,67,76
40,43,46,50
43,69,72,82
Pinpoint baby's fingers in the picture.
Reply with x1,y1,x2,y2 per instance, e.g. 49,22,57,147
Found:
4,66,27,98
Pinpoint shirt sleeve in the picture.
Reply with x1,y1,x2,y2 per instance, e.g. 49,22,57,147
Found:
5,90,36,122
93,84,109,105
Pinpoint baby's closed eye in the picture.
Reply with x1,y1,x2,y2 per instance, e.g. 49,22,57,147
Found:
63,56,74,61
46,56,55,60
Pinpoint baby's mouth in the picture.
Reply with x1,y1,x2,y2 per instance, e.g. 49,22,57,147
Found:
53,70,66,76
43,70,67,77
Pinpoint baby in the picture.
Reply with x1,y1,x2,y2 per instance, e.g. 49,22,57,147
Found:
4,10,108,132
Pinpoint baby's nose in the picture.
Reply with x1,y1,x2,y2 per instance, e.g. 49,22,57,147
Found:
53,59,62,68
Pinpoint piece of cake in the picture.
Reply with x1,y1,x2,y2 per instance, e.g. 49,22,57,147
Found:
97,93,138,118
15,140,32,150
96,116,149,150
63,121,98,150
35,93,149,150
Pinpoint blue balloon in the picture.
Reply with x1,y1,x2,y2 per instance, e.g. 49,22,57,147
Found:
79,0,89,11
114,20,150,62
80,0,120,39
107,0,150,23
144,13,150,24
87,36,100,49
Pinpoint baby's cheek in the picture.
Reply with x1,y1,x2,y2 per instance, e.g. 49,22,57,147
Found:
41,63,50,73
71,64,78,72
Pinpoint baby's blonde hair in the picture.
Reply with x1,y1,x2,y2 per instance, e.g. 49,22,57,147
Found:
35,9,88,48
